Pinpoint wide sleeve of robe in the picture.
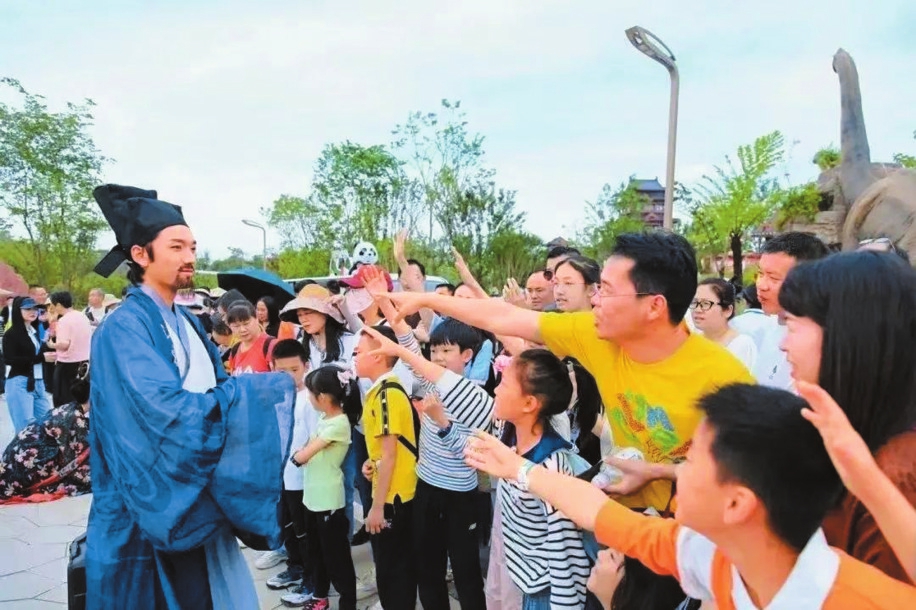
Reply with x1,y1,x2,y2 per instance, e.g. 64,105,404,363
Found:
87,294,295,555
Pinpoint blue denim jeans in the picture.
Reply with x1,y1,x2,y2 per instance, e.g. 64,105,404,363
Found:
5,376,50,433
343,428,372,539
522,588,551,610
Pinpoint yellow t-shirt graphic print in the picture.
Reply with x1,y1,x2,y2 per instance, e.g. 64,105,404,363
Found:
540,311,753,511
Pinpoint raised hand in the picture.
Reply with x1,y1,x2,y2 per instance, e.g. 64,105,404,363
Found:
796,380,878,499
502,278,527,308
360,324,404,359
394,229,409,265
361,265,390,298
384,291,429,322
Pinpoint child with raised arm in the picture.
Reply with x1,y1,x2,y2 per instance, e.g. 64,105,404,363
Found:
466,383,916,609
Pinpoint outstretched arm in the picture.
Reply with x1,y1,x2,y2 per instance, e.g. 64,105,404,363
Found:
387,291,542,344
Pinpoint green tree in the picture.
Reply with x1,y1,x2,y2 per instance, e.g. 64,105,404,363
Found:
261,194,326,250
392,99,491,243
691,131,786,285
437,184,528,289
0,78,109,290
812,146,841,171
893,131,916,168
310,141,416,249
579,178,648,259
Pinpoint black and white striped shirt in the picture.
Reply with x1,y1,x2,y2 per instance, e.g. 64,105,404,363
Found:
498,432,590,608
397,332,494,492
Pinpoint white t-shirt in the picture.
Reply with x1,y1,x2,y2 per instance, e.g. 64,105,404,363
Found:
730,309,771,351
284,389,319,490
751,318,794,392
726,333,758,372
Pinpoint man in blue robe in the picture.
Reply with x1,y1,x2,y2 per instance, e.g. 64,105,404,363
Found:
86,184,295,609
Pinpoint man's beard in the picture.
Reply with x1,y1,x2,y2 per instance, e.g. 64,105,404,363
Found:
175,271,195,290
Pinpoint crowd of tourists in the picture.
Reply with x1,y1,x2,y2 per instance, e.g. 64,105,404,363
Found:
4,182,916,610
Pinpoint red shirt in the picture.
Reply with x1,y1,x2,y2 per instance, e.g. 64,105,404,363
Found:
228,334,274,376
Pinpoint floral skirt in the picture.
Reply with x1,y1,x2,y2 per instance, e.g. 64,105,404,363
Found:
0,401,90,502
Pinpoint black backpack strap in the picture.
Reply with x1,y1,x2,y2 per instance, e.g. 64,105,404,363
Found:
380,380,418,459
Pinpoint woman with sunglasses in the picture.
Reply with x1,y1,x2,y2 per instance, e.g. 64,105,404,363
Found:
689,278,757,371
552,256,600,313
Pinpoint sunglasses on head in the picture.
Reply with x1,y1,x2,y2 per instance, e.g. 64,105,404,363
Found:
543,269,554,281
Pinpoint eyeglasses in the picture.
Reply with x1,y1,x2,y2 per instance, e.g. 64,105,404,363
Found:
596,288,654,299
689,299,721,312
858,237,898,253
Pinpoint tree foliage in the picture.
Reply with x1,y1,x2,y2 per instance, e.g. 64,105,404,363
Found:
579,178,649,259
0,78,109,293
690,131,786,284
812,146,841,171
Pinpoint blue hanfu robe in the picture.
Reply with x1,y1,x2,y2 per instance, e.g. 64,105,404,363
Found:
86,286,295,609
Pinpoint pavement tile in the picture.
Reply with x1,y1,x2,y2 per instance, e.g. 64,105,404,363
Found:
36,583,68,604
0,601,66,609
29,556,68,582
0,571,58,602
0,539,65,577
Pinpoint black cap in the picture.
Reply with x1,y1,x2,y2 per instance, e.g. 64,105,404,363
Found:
93,184,188,277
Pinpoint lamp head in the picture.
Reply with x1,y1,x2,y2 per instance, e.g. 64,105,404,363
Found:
625,26,677,72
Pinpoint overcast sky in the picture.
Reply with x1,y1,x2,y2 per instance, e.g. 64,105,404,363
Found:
2,0,914,258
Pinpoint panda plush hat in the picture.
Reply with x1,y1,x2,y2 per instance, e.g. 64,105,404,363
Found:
351,241,379,267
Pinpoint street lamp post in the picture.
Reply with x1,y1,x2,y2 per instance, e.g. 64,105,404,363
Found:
625,26,679,231
242,219,267,270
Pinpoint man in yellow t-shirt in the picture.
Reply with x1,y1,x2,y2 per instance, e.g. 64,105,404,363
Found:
387,232,753,513
354,324,418,610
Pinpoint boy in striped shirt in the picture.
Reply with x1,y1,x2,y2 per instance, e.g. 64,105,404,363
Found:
362,312,493,610
466,384,916,609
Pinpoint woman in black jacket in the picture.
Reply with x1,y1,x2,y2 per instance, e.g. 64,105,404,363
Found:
2,296,51,433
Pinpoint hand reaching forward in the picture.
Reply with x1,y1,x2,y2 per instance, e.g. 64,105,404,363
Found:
360,325,404,360
464,431,525,481
796,380,878,499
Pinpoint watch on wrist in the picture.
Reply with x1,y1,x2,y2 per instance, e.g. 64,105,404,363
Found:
515,460,536,491
289,454,302,468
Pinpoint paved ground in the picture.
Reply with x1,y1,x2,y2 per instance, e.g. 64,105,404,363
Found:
0,394,461,609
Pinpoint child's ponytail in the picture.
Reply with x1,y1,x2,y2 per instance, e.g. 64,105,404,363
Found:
304,365,363,425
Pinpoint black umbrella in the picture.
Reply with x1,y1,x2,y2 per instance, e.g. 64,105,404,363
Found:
217,268,295,307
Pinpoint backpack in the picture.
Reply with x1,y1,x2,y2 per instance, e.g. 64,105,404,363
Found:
228,336,274,362
379,379,421,459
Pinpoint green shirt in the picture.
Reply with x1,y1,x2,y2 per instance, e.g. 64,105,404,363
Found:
302,413,351,512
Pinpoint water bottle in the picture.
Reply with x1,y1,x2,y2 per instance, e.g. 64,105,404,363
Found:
591,447,645,490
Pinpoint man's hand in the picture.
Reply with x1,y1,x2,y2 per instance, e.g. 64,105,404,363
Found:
366,504,387,535
385,291,431,322
362,459,375,481
362,265,390,298
601,456,670,496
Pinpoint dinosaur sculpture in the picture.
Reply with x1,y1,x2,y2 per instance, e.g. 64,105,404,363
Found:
828,49,916,257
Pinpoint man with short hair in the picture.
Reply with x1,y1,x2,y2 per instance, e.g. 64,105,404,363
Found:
753,232,830,390
434,283,456,297
388,232,752,513
524,270,554,311
544,245,580,281
47,291,91,407
84,288,107,328
86,184,296,608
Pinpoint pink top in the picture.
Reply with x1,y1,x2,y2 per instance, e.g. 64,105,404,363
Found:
56,310,92,363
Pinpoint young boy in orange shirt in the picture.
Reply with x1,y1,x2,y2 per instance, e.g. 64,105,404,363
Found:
466,383,916,609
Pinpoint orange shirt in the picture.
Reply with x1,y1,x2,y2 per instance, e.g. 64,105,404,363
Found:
593,500,916,609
